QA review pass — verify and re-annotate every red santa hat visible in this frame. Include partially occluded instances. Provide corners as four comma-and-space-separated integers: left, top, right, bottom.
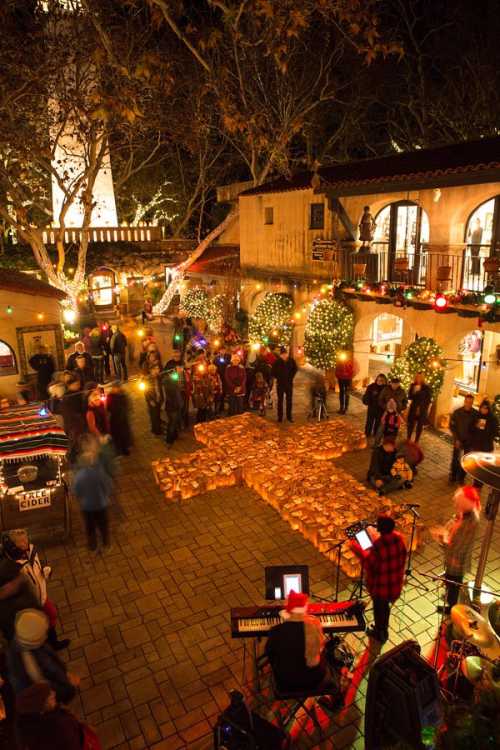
286, 590, 309, 614
454, 485, 481, 513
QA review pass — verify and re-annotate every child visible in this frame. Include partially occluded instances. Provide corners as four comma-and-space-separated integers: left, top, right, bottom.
250, 371, 269, 416
207, 364, 222, 416
1, 530, 69, 651
375, 398, 402, 445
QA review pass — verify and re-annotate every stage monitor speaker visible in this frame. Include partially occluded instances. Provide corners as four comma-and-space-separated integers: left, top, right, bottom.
264, 565, 309, 601
365, 640, 443, 750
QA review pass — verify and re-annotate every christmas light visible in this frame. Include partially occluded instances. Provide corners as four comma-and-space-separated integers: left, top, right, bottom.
294, 312, 301, 320
37, 313, 44, 320
337, 351, 348, 362
433, 293, 448, 311
249, 293, 293, 346
63, 309, 77, 324
181, 287, 209, 320
137, 329, 145, 338
389, 337, 444, 399
251, 342, 261, 351
256, 282, 262, 291
138, 380, 147, 391
170, 371, 179, 381
484, 292, 496, 305
304, 299, 353, 369
38, 406, 49, 417
198, 364, 205, 373
6, 305, 12, 314
174, 333, 182, 342
214, 338, 220, 347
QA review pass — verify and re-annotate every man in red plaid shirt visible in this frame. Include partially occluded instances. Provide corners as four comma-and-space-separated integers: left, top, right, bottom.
352, 515, 407, 643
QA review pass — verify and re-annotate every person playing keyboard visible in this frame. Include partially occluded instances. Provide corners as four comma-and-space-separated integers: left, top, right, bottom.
265, 591, 340, 699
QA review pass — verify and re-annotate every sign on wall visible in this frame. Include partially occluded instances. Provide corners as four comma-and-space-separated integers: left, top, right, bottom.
18, 493, 51, 512
312, 238, 337, 261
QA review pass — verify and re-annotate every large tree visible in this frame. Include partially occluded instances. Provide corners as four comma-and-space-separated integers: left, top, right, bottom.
0, 0, 172, 302
148, 0, 401, 312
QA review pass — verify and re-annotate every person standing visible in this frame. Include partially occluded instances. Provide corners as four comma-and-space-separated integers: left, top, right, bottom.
449, 394, 478, 484
207, 363, 223, 417
351, 515, 407, 643
362, 373, 387, 437
272, 347, 298, 423
376, 398, 402, 445
66, 342, 93, 375
163, 369, 184, 446
215, 346, 231, 414
28, 345, 55, 401
86, 390, 109, 439
433, 486, 481, 612
110, 325, 128, 381
225, 354, 247, 416
73, 434, 112, 552
407, 372, 432, 443
335, 353, 357, 415
144, 364, 163, 436
379, 377, 408, 414
61, 377, 86, 462
106, 382, 132, 455
468, 398, 498, 453
88, 327, 105, 383
1, 530, 69, 651
192, 364, 212, 423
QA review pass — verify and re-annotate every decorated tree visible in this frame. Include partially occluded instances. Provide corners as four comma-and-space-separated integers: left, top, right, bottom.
249, 293, 294, 346
206, 294, 225, 334
389, 336, 444, 398
304, 299, 353, 369
180, 287, 209, 320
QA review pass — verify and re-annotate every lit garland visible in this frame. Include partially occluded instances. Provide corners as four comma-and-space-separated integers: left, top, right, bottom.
304, 298, 353, 369
181, 287, 209, 319
248, 292, 293, 346
389, 336, 444, 399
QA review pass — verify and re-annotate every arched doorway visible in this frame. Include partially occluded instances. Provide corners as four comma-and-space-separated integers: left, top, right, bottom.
0, 340, 17, 377
463, 196, 500, 291
368, 313, 403, 377
372, 201, 429, 284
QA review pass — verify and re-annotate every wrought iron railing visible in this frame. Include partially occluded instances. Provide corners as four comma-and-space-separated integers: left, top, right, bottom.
339, 244, 499, 292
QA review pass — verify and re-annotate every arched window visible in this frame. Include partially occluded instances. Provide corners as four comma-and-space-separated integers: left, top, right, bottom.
372, 201, 429, 284
463, 196, 500, 291
0, 340, 17, 376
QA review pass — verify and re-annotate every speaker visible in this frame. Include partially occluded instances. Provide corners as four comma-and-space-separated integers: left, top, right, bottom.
365, 640, 442, 750
213, 691, 287, 750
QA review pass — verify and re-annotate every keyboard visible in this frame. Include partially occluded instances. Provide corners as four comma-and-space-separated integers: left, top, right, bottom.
230, 600, 365, 638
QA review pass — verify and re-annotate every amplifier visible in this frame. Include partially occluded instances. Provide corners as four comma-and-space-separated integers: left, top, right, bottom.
365, 640, 443, 750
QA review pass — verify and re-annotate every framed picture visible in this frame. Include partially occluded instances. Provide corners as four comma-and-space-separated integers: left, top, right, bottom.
16, 324, 65, 377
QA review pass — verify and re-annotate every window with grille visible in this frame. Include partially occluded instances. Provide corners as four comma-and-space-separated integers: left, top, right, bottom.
310, 203, 325, 229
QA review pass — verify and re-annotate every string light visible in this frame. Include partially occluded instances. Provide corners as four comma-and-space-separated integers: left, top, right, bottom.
389, 337, 444, 399
304, 299, 353, 369
6, 305, 12, 315
198, 364, 206, 373
138, 380, 147, 391
251, 342, 261, 351
214, 338, 220, 347
37, 313, 44, 321
248, 293, 293, 346
137, 329, 145, 338
484, 292, 496, 305
337, 351, 348, 362
63, 309, 77, 324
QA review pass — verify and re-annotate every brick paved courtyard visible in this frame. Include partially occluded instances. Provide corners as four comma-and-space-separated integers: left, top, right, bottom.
41, 365, 500, 750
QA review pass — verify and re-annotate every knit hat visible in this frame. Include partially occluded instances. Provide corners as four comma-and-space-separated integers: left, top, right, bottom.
454, 486, 481, 513
286, 590, 309, 614
16, 682, 52, 715
15, 609, 49, 649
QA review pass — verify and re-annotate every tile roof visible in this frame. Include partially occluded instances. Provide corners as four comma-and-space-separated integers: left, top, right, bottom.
240, 136, 500, 197
0, 268, 66, 299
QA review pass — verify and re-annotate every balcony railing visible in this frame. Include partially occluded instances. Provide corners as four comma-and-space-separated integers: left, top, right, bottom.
41, 225, 163, 245
339, 244, 499, 292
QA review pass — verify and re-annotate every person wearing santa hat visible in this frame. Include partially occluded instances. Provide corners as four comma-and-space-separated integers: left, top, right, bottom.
264, 590, 340, 697
436, 486, 481, 613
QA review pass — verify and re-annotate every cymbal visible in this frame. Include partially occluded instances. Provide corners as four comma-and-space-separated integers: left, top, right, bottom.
452, 604, 500, 659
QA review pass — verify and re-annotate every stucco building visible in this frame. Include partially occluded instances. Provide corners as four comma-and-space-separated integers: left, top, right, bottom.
217, 137, 500, 424
0, 270, 65, 399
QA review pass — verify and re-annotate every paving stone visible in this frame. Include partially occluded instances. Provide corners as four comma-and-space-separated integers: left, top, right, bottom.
81, 683, 115, 714
122, 626, 152, 649
95, 717, 126, 749
84, 638, 114, 665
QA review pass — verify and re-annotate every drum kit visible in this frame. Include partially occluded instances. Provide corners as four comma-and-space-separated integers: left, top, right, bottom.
441, 601, 500, 706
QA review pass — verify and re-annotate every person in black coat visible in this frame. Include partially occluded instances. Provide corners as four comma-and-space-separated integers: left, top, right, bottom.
362, 373, 387, 437
110, 325, 128, 381
215, 346, 231, 414
469, 399, 498, 453
407, 372, 432, 442
60, 376, 87, 462
66, 342, 93, 374
28, 346, 55, 400
106, 382, 132, 455
271, 347, 298, 423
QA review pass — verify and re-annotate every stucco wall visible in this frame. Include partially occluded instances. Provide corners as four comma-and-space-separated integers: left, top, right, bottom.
0, 290, 62, 399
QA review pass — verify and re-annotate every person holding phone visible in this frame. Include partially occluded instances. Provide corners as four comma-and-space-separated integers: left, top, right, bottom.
351, 516, 407, 644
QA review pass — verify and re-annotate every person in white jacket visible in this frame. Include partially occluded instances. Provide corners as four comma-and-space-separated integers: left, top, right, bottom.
1, 530, 69, 651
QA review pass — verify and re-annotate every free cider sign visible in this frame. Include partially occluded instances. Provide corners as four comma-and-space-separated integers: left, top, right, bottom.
18, 493, 51, 512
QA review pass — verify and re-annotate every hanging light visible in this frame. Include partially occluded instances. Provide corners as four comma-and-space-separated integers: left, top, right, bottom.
63, 309, 77, 325
433, 293, 448, 311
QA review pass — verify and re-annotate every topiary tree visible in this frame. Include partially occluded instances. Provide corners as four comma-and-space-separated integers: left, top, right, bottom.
180, 287, 209, 319
304, 298, 353, 369
389, 336, 444, 399
248, 292, 294, 346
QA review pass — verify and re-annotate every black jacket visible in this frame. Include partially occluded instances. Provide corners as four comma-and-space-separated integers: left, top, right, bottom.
469, 413, 498, 452
110, 331, 127, 355
28, 354, 55, 387
362, 382, 384, 411
368, 446, 397, 480
271, 357, 298, 388
265, 620, 326, 691
407, 383, 432, 416
378, 384, 407, 412
450, 406, 478, 445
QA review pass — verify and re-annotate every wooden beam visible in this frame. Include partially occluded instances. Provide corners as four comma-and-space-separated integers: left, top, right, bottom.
326, 195, 356, 241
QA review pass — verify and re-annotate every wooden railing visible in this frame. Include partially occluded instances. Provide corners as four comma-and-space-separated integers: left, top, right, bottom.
41, 225, 163, 245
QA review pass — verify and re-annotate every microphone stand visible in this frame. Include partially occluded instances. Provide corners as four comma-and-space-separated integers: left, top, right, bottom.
313, 540, 345, 602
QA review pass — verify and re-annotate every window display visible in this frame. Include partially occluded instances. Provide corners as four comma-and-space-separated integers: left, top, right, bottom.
454, 330, 483, 392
